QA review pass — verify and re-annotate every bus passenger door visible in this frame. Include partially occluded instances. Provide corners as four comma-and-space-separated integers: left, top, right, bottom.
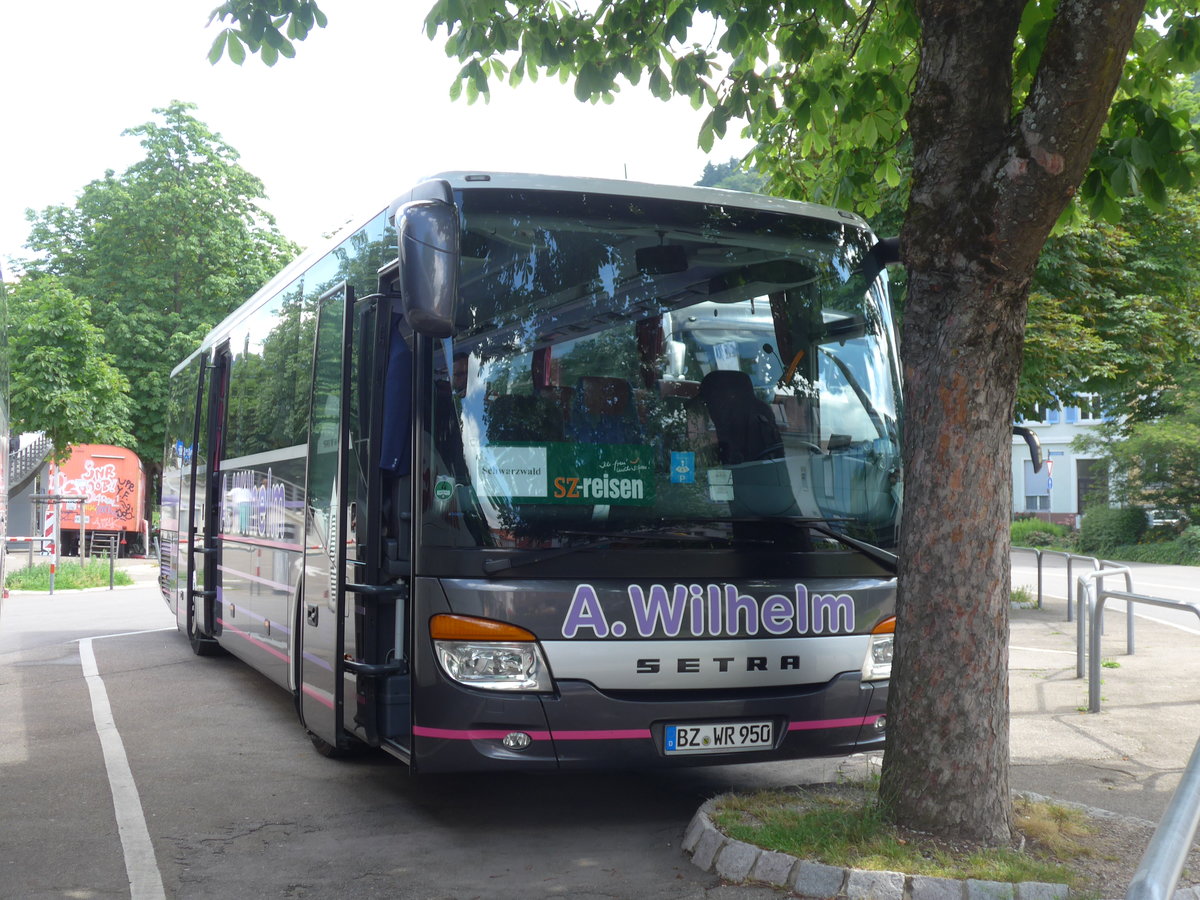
186, 345, 230, 654
297, 283, 354, 749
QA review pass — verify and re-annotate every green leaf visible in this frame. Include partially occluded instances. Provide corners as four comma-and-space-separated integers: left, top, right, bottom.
649, 67, 670, 100
1142, 168, 1168, 211
1129, 136, 1155, 170
227, 33, 247, 65
861, 114, 878, 148
1110, 160, 1133, 197
208, 30, 229, 65
249, 9, 269, 41
882, 158, 901, 188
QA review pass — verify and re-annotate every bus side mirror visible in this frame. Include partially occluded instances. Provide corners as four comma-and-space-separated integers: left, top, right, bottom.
862, 237, 901, 284
1013, 426, 1043, 474
397, 200, 460, 338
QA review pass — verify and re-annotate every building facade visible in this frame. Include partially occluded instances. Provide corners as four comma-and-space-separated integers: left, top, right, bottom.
1011, 397, 1109, 528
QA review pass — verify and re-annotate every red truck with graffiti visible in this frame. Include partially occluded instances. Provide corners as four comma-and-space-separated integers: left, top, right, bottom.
48, 444, 147, 557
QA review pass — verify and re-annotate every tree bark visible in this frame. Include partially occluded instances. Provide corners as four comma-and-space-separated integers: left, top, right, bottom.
879, 0, 1146, 843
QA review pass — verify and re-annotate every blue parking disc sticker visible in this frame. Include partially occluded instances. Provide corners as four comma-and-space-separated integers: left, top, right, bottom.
670, 451, 695, 484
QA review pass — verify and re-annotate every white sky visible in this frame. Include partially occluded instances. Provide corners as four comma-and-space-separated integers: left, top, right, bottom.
0, 0, 751, 275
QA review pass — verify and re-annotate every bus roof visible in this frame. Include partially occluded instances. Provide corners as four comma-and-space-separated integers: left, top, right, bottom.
173, 171, 872, 375
428, 171, 869, 229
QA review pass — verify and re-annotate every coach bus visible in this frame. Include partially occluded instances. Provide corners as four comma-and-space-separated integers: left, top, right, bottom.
159, 172, 903, 772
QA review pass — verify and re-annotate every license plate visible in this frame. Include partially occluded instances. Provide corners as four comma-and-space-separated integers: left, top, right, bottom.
664, 721, 773, 755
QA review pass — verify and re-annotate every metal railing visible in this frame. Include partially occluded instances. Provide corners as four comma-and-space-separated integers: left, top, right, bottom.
1014, 552, 1200, 900
1125, 734, 1200, 900
1076, 570, 1200, 712
8, 434, 53, 492
1074, 566, 1135, 680
1012, 546, 1124, 620
5, 535, 52, 571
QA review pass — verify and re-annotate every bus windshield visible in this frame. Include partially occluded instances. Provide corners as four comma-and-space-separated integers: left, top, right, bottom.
421, 187, 901, 558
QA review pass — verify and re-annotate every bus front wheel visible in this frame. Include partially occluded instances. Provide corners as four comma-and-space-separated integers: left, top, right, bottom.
187, 601, 222, 657
307, 731, 360, 759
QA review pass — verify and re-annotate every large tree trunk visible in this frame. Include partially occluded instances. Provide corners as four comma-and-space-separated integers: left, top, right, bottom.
879, 0, 1146, 842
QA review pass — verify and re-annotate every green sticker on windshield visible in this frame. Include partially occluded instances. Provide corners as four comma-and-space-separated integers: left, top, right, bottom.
476, 442, 655, 506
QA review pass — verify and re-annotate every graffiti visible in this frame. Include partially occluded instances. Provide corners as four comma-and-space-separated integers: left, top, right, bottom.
49, 460, 137, 525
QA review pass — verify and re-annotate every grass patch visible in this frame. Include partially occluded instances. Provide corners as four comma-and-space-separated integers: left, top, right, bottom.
1012, 518, 1072, 548
1014, 799, 1093, 858
1011, 585, 1037, 608
5, 559, 134, 591
710, 784, 1083, 889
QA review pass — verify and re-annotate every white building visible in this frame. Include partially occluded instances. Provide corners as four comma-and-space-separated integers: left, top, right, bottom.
1011, 396, 1109, 528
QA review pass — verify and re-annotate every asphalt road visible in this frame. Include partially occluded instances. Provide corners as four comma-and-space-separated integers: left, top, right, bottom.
11, 552, 1189, 899
0, 574, 845, 900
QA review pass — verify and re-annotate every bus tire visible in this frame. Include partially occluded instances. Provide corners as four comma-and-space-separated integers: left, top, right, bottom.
189, 627, 222, 657
307, 731, 359, 759
187, 603, 223, 657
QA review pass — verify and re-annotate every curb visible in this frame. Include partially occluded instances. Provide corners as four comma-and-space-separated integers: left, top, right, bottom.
6, 579, 154, 596
683, 796, 1070, 900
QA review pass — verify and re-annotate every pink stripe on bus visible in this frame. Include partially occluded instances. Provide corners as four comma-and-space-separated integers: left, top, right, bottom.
410, 729, 657, 744
549, 729, 652, 741
413, 726, 552, 741
301, 684, 335, 709
413, 718, 877, 742
788, 715, 880, 731
216, 618, 290, 663
412, 726, 652, 742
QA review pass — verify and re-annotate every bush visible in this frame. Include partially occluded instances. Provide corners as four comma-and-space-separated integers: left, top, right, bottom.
1011, 518, 1069, 547
1100, 540, 1200, 566
1077, 506, 1148, 554
1178, 526, 1200, 555
4, 559, 134, 591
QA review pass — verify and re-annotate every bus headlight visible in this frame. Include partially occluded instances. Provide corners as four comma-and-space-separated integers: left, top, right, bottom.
862, 616, 895, 682
430, 614, 553, 692
434, 640, 552, 691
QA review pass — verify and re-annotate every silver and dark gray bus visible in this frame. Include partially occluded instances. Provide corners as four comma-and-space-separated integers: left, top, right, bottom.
158, 172, 902, 772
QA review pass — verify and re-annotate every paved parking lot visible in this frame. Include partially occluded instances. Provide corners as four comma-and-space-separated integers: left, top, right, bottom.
0, 571, 846, 899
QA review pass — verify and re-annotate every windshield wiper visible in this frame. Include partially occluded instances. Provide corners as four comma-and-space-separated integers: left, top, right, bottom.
782, 517, 898, 573
482, 538, 611, 575
481, 520, 896, 576
683, 515, 898, 573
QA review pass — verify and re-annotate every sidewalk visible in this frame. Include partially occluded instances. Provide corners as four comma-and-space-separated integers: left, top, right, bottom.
1009, 598, 1200, 824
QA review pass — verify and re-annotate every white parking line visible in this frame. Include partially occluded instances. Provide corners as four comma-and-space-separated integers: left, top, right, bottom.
1132, 611, 1200, 636
1010, 645, 1076, 656
79, 633, 168, 900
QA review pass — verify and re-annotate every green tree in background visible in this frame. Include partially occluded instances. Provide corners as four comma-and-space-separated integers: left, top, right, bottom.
7, 276, 132, 458
1075, 371, 1200, 522
206, 0, 1200, 843
20, 102, 299, 466
695, 157, 766, 193
1020, 192, 1200, 424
